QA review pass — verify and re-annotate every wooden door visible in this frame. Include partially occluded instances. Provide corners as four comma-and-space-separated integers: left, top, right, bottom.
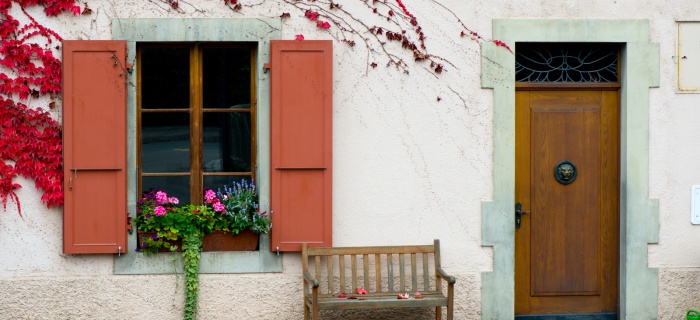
515, 90, 619, 316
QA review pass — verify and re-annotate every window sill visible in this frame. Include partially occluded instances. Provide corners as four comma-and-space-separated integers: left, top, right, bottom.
114, 233, 282, 274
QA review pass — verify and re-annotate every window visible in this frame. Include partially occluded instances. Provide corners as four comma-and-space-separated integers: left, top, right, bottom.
110, 18, 284, 274
64, 18, 334, 273
138, 43, 257, 204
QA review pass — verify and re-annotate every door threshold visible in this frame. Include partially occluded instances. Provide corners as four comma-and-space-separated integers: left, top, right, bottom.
514, 313, 616, 320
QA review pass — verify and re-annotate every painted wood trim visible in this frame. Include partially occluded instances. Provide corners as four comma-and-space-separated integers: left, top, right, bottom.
62, 40, 128, 254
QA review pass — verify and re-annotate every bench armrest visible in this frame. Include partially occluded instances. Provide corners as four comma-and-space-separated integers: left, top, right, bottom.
436, 266, 456, 284
303, 271, 320, 288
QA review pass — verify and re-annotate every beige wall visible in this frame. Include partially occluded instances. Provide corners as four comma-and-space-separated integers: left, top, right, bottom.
1, 0, 700, 318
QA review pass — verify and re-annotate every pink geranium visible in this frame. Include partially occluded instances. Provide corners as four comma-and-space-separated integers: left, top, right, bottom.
154, 206, 166, 216
213, 202, 225, 212
169, 197, 179, 204
204, 189, 216, 203
155, 191, 168, 205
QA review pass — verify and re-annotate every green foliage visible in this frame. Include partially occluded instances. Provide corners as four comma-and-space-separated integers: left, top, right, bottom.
135, 191, 215, 242
209, 180, 271, 235
182, 234, 202, 320
138, 233, 166, 255
136, 181, 269, 320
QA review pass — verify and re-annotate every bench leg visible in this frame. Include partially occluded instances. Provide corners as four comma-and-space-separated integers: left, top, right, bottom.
312, 304, 319, 320
303, 301, 310, 320
436, 306, 442, 320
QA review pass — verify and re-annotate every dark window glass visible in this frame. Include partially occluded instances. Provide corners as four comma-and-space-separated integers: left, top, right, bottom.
202, 112, 251, 172
515, 43, 619, 82
141, 47, 190, 109
141, 112, 190, 173
202, 47, 251, 109
142, 176, 190, 204
203, 176, 248, 193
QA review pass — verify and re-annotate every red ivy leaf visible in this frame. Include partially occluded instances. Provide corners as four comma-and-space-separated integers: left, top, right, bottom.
295, 34, 305, 41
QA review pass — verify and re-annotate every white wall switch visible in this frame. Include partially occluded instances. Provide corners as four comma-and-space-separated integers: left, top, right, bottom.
692, 185, 700, 225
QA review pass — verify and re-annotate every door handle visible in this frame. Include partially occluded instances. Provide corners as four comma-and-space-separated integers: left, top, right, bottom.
515, 202, 531, 229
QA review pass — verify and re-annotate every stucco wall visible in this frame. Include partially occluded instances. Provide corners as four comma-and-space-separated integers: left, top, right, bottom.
1, 0, 700, 319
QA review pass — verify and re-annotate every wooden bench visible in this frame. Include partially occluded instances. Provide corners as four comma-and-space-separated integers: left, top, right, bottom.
301, 239, 456, 320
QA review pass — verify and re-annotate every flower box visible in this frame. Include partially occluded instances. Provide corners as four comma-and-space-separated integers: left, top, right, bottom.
201, 229, 259, 251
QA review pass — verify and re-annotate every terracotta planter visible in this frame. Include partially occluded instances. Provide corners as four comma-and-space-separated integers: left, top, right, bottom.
201, 229, 259, 251
137, 231, 182, 252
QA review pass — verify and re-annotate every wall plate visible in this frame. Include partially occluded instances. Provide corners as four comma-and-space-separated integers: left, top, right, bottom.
692, 185, 700, 225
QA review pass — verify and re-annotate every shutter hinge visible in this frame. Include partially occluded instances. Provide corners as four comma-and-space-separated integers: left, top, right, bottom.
263, 63, 271, 73
126, 63, 133, 74
118, 246, 122, 257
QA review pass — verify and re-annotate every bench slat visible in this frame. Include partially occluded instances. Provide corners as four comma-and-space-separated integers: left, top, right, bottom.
339, 255, 345, 293
307, 245, 434, 256
387, 254, 394, 292
423, 252, 430, 291
375, 253, 381, 292
411, 253, 417, 292
315, 256, 321, 290
363, 254, 370, 291
399, 253, 405, 292
351, 255, 357, 293
311, 292, 448, 310
327, 255, 333, 293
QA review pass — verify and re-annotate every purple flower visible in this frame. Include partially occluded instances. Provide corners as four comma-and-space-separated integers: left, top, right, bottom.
145, 214, 152, 219
154, 206, 166, 216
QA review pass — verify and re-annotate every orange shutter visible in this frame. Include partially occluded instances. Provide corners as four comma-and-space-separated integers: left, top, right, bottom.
62, 40, 127, 254
270, 40, 333, 252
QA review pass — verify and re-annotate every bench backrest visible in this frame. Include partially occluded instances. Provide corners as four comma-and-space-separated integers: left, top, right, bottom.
302, 239, 444, 296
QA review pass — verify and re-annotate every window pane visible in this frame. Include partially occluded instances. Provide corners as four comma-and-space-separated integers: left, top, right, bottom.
142, 176, 190, 204
202, 112, 251, 172
141, 113, 190, 173
202, 47, 251, 109
141, 47, 190, 109
203, 176, 249, 193
515, 43, 618, 82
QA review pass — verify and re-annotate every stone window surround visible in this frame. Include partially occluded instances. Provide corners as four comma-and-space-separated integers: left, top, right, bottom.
112, 18, 283, 274
480, 19, 660, 319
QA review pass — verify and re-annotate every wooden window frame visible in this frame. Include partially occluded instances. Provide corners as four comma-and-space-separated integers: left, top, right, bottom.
137, 42, 257, 205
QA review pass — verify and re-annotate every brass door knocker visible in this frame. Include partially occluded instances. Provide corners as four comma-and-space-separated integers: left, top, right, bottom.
554, 160, 577, 185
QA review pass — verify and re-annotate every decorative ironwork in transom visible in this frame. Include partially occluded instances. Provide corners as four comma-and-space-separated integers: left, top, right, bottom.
515, 43, 619, 82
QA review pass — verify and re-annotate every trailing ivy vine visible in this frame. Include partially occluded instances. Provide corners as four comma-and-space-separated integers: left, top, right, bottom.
182, 233, 202, 320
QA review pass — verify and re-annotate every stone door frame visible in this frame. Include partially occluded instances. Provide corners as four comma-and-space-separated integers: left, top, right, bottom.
480, 19, 659, 319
